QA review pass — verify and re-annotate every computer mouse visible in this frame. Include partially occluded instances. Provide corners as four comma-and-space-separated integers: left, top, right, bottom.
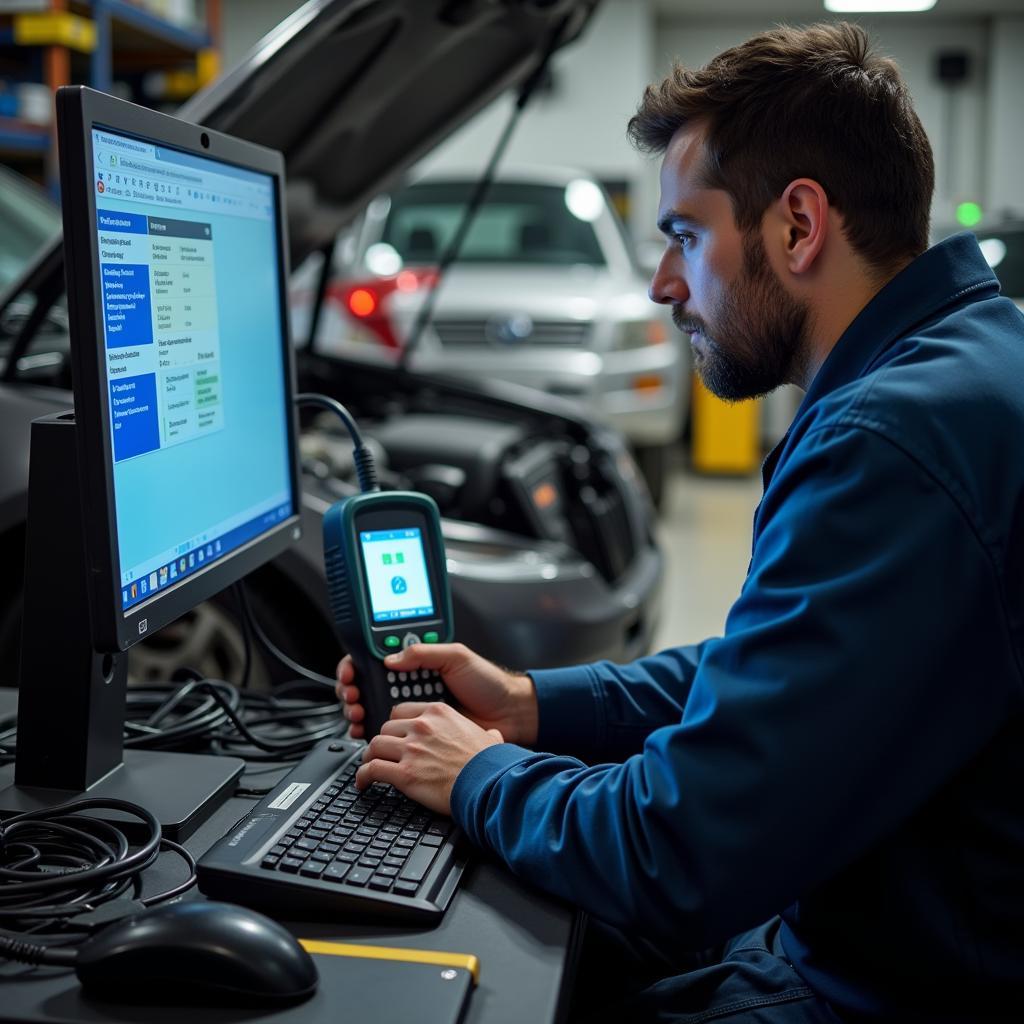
74, 900, 318, 1006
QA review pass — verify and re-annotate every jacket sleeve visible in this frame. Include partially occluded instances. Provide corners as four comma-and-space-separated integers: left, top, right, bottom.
451, 423, 1021, 950
529, 642, 712, 763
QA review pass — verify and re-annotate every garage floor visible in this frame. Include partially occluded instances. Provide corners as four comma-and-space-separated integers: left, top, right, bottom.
651, 457, 764, 653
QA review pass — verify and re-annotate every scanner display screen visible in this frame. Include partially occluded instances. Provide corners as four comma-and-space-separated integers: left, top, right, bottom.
360, 528, 435, 622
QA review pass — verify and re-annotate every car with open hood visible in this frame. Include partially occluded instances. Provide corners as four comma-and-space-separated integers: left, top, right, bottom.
302, 165, 687, 501
0, 0, 664, 688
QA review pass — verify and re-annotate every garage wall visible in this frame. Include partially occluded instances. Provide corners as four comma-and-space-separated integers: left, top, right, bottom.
987, 17, 1024, 219
218, 3, 1022, 232
652, 16, 992, 236
221, 0, 303, 70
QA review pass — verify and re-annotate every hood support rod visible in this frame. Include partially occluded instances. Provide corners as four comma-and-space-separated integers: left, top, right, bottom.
398, 17, 571, 371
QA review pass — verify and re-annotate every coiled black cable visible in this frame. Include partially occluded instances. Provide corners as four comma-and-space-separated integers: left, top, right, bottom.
0, 797, 196, 965
124, 676, 340, 761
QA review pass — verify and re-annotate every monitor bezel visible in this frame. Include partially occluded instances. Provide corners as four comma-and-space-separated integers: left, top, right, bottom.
57, 86, 303, 654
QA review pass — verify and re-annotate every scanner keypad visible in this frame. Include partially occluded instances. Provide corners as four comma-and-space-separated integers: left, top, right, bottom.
386, 668, 446, 702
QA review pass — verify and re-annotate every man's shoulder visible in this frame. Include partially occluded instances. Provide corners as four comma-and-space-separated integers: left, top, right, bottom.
805, 291, 1024, 444
779, 293, 1024, 536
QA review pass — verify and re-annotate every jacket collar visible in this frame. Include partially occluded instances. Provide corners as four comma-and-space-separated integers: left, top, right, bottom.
798, 231, 1000, 416
760, 233, 1000, 491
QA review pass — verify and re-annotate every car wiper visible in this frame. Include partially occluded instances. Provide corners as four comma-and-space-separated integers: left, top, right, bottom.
398, 16, 571, 371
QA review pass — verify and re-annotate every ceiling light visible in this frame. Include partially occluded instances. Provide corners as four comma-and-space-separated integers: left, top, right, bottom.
824, 0, 937, 11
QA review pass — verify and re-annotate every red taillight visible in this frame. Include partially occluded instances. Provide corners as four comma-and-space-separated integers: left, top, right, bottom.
348, 288, 378, 317
327, 268, 438, 350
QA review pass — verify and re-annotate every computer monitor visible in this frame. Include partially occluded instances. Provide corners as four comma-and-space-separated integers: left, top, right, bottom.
0, 87, 302, 837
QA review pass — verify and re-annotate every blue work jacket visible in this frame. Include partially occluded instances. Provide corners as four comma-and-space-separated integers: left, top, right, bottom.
451, 232, 1024, 1020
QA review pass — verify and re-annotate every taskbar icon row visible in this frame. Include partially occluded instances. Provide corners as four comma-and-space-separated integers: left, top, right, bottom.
122, 538, 223, 609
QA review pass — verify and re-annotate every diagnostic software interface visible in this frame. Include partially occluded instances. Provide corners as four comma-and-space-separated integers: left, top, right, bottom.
92, 127, 294, 612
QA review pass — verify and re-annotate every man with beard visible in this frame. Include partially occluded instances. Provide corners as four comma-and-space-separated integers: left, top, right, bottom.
337, 21, 1024, 1023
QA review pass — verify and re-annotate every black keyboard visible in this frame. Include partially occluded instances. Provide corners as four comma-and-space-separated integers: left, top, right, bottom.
197, 738, 468, 923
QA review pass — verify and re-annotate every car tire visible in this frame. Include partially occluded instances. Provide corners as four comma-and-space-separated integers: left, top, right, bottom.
633, 443, 670, 510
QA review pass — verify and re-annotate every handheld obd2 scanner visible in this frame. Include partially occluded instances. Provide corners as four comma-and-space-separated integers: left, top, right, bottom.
323, 491, 455, 738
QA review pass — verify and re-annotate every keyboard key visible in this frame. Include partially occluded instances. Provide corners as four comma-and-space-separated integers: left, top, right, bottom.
295, 838, 319, 852
279, 857, 304, 873
392, 879, 420, 897
383, 856, 405, 868
261, 854, 280, 868
300, 862, 326, 878
322, 862, 351, 883
399, 844, 439, 884
377, 866, 399, 878
345, 867, 372, 887
368, 875, 393, 891
309, 851, 332, 863
420, 834, 444, 847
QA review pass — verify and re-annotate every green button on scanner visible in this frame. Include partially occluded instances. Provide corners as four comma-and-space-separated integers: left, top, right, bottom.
384, 635, 401, 649
423, 631, 439, 643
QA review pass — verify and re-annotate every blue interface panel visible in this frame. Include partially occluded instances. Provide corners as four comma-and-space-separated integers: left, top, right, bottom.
359, 528, 435, 622
92, 127, 294, 611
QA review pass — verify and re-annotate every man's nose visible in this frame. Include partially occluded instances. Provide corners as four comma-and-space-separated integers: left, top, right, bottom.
649, 250, 689, 306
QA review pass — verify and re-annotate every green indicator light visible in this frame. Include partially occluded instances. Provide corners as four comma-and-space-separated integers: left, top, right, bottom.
384, 634, 401, 648
956, 201, 983, 228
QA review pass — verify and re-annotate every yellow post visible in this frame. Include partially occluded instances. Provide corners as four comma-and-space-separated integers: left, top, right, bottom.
691, 377, 760, 474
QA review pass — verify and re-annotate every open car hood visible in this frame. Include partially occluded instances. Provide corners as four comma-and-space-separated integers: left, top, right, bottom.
180, 0, 599, 266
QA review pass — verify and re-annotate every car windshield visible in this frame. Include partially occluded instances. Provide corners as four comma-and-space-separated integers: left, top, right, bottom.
380, 181, 606, 267
0, 168, 62, 294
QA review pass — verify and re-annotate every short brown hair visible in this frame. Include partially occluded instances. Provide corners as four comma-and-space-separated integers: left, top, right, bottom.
628, 22, 934, 273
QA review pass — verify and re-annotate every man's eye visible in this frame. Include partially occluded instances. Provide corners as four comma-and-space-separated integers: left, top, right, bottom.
676, 233, 695, 251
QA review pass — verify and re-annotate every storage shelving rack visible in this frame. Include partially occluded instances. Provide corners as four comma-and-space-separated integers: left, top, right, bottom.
0, 0, 221, 193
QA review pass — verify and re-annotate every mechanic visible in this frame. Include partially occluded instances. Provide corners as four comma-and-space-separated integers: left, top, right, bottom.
338, 22, 1024, 1023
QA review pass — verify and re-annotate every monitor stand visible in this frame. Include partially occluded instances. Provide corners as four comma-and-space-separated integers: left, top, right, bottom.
0, 413, 242, 840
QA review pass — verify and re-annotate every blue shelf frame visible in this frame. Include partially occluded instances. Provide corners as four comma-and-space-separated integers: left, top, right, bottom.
84, 0, 212, 92
0, 119, 49, 153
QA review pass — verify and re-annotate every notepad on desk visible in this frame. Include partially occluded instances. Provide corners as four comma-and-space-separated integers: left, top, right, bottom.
299, 939, 478, 1024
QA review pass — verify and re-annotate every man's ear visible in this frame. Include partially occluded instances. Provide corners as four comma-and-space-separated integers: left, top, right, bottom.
775, 178, 829, 275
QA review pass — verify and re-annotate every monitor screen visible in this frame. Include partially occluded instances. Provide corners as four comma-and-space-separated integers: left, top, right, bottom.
359, 527, 435, 622
90, 126, 295, 614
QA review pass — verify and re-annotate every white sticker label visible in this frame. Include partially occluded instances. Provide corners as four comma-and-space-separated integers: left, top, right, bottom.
268, 782, 311, 810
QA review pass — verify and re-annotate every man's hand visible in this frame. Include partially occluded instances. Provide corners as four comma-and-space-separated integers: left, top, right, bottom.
336, 642, 539, 746
355, 702, 503, 815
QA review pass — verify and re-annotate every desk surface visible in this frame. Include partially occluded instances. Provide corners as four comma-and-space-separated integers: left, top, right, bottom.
0, 691, 581, 1024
